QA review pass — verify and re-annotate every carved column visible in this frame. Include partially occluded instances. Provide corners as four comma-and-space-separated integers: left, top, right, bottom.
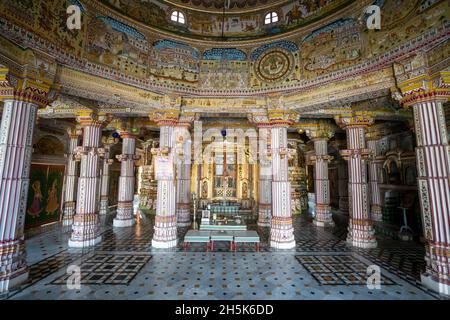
338, 159, 349, 213
269, 111, 297, 249
366, 131, 383, 222
113, 128, 139, 227
68, 112, 110, 248
335, 112, 377, 249
306, 124, 335, 227
0, 66, 53, 293
62, 127, 81, 226
151, 110, 179, 248
257, 125, 272, 227
99, 136, 117, 215
396, 69, 450, 295
174, 116, 193, 227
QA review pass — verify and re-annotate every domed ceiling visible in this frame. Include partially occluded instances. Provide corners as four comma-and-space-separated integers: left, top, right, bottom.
167, 0, 282, 11
98, 0, 354, 41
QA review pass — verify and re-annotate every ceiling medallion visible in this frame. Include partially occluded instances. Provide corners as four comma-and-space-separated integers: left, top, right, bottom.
254, 48, 294, 83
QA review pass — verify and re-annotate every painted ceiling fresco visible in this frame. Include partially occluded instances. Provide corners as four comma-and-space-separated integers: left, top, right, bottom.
168, 0, 280, 11
98, 0, 354, 40
0, 0, 447, 95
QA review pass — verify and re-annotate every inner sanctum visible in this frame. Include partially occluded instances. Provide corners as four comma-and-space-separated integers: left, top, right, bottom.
0, 0, 449, 300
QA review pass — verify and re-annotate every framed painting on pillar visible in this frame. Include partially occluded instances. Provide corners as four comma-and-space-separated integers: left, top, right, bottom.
25, 164, 65, 229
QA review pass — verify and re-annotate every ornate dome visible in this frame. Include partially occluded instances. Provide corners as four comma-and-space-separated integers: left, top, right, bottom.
97, 0, 354, 41
167, 0, 283, 12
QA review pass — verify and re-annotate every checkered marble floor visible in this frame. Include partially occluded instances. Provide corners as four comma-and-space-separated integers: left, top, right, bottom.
6, 212, 443, 300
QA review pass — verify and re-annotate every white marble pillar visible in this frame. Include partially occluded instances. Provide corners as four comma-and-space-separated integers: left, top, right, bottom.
394, 67, 450, 294
366, 135, 383, 222
99, 145, 114, 215
257, 126, 272, 227
68, 112, 109, 248
311, 138, 334, 227
113, 132, 139, 227
62, 127, 81, 226
336, 113, 377, 249
0, 93, 39, 293
152, 124, 178, 248
412, 100, 449, 295
175, 122, 192, 227
270, 124, 295, 249
338, 160, 349, 213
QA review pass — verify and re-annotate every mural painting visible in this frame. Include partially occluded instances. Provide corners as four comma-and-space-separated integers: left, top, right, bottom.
0, 0, 86, 57
26, 164, 65, 229
85, 15, 149, 77
99, 0, 353, 40
149, 39, 200, 86
301, 18, 362, 77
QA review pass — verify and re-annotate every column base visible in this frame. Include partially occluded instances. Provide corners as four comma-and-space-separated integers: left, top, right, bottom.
152, 238, 177, 249
0, 270, 29, 294
62, 202, 76, 226
313, 219, 335, 227
346, 238, 377, 248
176, 206, 191, 227
113, 218, 136, 228
99, 199, 109, 215
68, 235, 102, 248
270, 240, 296, 249
257, 220, 271, 227
62, 218, 74, 227
257, 205, 271, 227
370, 204, 383, 222
346, 218, 377, 248
421, 273, 450, 296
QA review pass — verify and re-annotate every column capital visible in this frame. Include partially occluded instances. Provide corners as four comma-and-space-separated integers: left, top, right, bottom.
335, 112, 375, 129
175, 113, 196, 128
116, 154, 140, 162
101, 135, 119, 148
304, 121, 336, 141
268, 110, 299, 127
392, 57, 450, 107
0, 64, 60, 108
66, 126, 82, 139
75, 110, 112, 127
149, 109, 180, 126
365, 129, 383, 142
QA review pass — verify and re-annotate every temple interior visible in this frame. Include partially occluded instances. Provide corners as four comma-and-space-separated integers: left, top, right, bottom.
0, 0, 449, 300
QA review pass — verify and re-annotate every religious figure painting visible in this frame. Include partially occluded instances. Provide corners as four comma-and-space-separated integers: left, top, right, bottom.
25, 164, 65, 229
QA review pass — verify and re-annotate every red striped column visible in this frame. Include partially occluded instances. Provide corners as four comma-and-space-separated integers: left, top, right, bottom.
306, 124, 335, 227
113, 130, 139, 227
174, 118, 193, 228
68, 112, 110, 248
336, 113, 377, 248
269, 111, 297, 249
399, 87, 450, 295
152, 112, 179, 249
366, 132, 383, 222
62, 127, 81, 226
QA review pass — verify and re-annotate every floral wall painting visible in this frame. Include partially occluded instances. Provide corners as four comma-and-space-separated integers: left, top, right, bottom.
25, 164, 65, 229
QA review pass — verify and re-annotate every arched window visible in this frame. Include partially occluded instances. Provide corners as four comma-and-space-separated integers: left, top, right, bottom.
170, 11, 185, 24
264, 12, 279, 25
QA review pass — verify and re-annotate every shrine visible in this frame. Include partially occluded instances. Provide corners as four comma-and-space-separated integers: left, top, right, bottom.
0, 0, 448, 301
